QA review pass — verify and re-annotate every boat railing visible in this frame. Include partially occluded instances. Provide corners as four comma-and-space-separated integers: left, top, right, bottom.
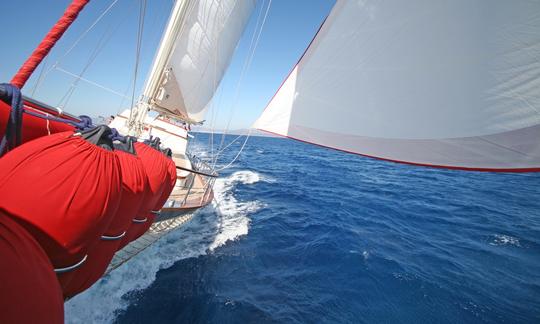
174, 153, 217, 208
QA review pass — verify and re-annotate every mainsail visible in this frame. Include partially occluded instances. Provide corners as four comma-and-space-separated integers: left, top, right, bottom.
142, 0, 255, 123
254, 0, 540, 172
109, 0, 254, 276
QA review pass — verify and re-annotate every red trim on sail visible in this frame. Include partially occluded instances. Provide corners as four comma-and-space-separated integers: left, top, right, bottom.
11, 0, 90, 88
256, 128, 540, 173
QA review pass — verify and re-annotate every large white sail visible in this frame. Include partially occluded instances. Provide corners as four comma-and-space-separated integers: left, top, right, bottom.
145, 0, 255, 123
254, 0, 540, 172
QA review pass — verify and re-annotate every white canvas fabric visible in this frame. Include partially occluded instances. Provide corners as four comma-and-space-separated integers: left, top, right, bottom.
152, 0, 255, 122
254, 0, 540, 171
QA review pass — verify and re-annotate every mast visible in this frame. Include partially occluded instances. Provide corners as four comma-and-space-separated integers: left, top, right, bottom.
127, 0, 256, 136
128, 0, 192, 136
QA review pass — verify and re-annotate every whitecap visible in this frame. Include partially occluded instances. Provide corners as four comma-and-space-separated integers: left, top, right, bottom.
490, 234, 521, 247
362, 251, 370, 260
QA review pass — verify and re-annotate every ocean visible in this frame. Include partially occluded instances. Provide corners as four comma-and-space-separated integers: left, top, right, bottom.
66, 133, 540, 323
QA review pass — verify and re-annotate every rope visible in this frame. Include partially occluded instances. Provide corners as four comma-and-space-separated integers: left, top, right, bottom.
11, 0, 90, 89
215, 128, 253, 172
23, 108, 127, 144
214, 132, 245, 156
23, 109, 93, 130
0, 84, 24, 156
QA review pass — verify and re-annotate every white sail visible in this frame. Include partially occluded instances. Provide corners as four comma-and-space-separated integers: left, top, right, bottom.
144, 0, 255, 123
254, 0, 540, 172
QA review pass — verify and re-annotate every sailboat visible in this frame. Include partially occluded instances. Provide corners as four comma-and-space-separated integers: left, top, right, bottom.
1, 0, 540, 322
106, 0, 255, 273
0, 0, 255, 322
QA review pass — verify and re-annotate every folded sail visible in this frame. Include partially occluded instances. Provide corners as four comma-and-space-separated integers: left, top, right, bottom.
254, 0, 540, 172
148, 0, 255, 123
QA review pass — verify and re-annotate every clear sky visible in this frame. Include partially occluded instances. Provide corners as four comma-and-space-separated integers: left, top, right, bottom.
0, 0, 334, 130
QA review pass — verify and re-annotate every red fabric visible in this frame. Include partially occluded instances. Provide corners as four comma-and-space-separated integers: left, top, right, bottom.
107, 150, 149, 236
164, 158, 177, 203
127, 157, 177, 243
0, 131, 122, 268
59, 149, 149, 297
58, 239, 119, 298
0, 210, 64, 324
11, 0, 90, 88
0, 101, 74, 144
119, 143, 169, 248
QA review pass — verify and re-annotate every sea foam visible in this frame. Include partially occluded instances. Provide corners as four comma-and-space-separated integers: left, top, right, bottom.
65, 170, 265, 324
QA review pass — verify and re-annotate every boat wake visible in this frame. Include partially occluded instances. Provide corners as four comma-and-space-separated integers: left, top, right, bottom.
65, 170, 266, 324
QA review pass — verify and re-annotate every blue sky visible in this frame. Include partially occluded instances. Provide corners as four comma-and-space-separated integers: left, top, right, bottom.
0, 0, 334, 130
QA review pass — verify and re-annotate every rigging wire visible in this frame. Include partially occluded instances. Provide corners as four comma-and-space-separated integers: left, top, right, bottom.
129, 0, 147, 122
208, 0, 266, 165
214, 131, 246, 156
213, 0, 272, 170
56, 19, 120, 109
29, 54, 49, 97
54, 67, 130, 99
207, 0, 225, 165
214, 129, 252, 172
213, 0, 268, 166
33, 0, 121, 95
116, 73, 136, 114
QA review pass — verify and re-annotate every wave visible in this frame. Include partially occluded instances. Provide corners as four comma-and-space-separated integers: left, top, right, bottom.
65, 170, 266, 324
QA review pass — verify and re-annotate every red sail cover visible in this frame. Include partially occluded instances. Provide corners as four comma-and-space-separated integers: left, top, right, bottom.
0, 100, 74, 143
143, 153, 177, 227
0, 210, 64, 324
60, 239, 120, 298
0, 131, 122, 268
119, 142, 169, 247
60, 149, 149, 297
138, 157, 177, 236
108, 149, 149, 235
160, 157, 177, 209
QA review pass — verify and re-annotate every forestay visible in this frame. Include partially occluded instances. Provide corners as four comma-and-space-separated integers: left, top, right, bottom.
254, 0, 540, 172
146, 0, 255, 123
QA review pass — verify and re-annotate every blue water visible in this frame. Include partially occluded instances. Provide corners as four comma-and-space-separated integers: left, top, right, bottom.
67, 134, 540, 323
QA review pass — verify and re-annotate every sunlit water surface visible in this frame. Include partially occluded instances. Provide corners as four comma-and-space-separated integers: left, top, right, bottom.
66, 133, 540, 323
